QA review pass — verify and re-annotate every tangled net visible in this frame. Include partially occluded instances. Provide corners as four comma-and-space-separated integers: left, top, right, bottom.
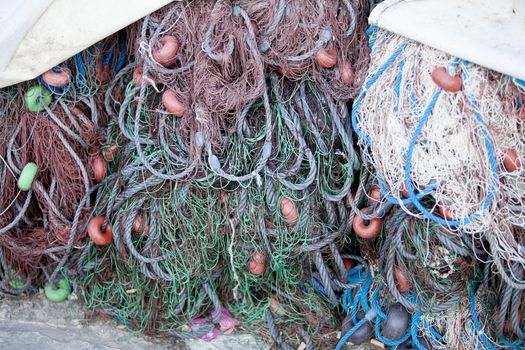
346, 26, 525, 349
14, 0, 367, 348
353, 27, 525, 280
2, 2, 525, 349
0, 34, 126, 294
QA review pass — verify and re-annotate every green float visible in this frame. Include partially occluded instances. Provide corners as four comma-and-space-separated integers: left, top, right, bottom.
24, 85, 52, 113
17, 162, 38, 191
8, 271, 26, 289
44, 278, 72, 302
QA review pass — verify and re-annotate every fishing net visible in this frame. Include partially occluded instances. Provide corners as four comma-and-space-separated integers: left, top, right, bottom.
344, 26, 525, 349
2, 1, 524, 349
353, 28, 525, 276
0, 33, 127, 295
71, 0, 370, 348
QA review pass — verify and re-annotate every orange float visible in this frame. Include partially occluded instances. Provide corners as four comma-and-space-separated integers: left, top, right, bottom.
339, 61, 354, 86
502, 148, 521, 172
69, 106, 87, 119
270, 295, 285, 316
518, 107, 525, 121
277, 65, 306, 79
400, 182, 409, 198
95, 60, 110, 82
246, 20, 258, 35
104, 145, 118, 161
91, 156, 107, 182
133, 215, 150, 235
133, 67, 148, 86
99, 312, 113, 319
162, 90, 186, 117
42, 67, 71, 87
438, 205, 454, 221
248, 251, 267, 275
280, 197, 298, 226
431, 67, 462, 92
368, 186, 382, 205
516, 96, 525, 121
152, 35, 179, 66
88, 216, 113, 246
394, 266, 411, 293
352, 208, 382, 239
315, 47, 337, 68
342, 257, 356, 271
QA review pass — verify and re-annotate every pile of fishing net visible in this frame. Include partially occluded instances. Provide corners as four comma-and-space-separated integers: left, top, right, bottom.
2, 1, 525, 349
0, 33, 127, 296
1, 1, 377, 348
77, 1, 371, 347
342, 26, 525, 349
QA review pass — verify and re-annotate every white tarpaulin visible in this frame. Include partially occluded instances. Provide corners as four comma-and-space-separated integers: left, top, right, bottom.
0, 0, 175, 88
369, 0, 525, 81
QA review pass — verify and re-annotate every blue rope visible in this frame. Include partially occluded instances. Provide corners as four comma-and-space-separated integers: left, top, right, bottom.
102, 40, 115, 67
350, 288, 361, 324
423, 320, 445, 343
371, 284, 387, 319
346, 264, 367, 285
101, 307, 130, 325
335, 318, 368, 350
351, 36, 435, 206
376, 172, 434, 206
343, 266, 371, 324
409, 67, 421, 115
342, 287, 353, 314
75, 53, 86, 83
311, 276, 328, 296
367, 25, 378, 48
341, 267, 368, 315
359, 276, 373, 313
115, 38, 127, 73
372, 285, 411, 347
375, 316, 411, 347
341, 273, 451, 349
468, 286, 524, 350
410, 311, 429, 350
512, 77, 525, 88
393, 59, 406, 113
500, 338, 523, 350
469, 287, 497, 350
351, 42, 407, 144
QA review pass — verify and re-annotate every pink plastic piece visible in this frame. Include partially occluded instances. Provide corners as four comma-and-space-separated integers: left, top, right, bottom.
211, 307, 241, 331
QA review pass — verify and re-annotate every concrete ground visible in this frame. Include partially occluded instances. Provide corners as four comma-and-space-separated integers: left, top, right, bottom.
0, 292, 379, 350
0, 292, 263, 350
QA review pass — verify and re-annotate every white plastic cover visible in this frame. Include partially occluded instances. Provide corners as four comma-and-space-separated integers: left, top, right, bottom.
369, 0, 525, 80
0, 0, 175, 88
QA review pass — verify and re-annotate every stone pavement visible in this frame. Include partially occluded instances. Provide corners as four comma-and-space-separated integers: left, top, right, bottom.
0, 293, 379, 350
0, 293, 263, 350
